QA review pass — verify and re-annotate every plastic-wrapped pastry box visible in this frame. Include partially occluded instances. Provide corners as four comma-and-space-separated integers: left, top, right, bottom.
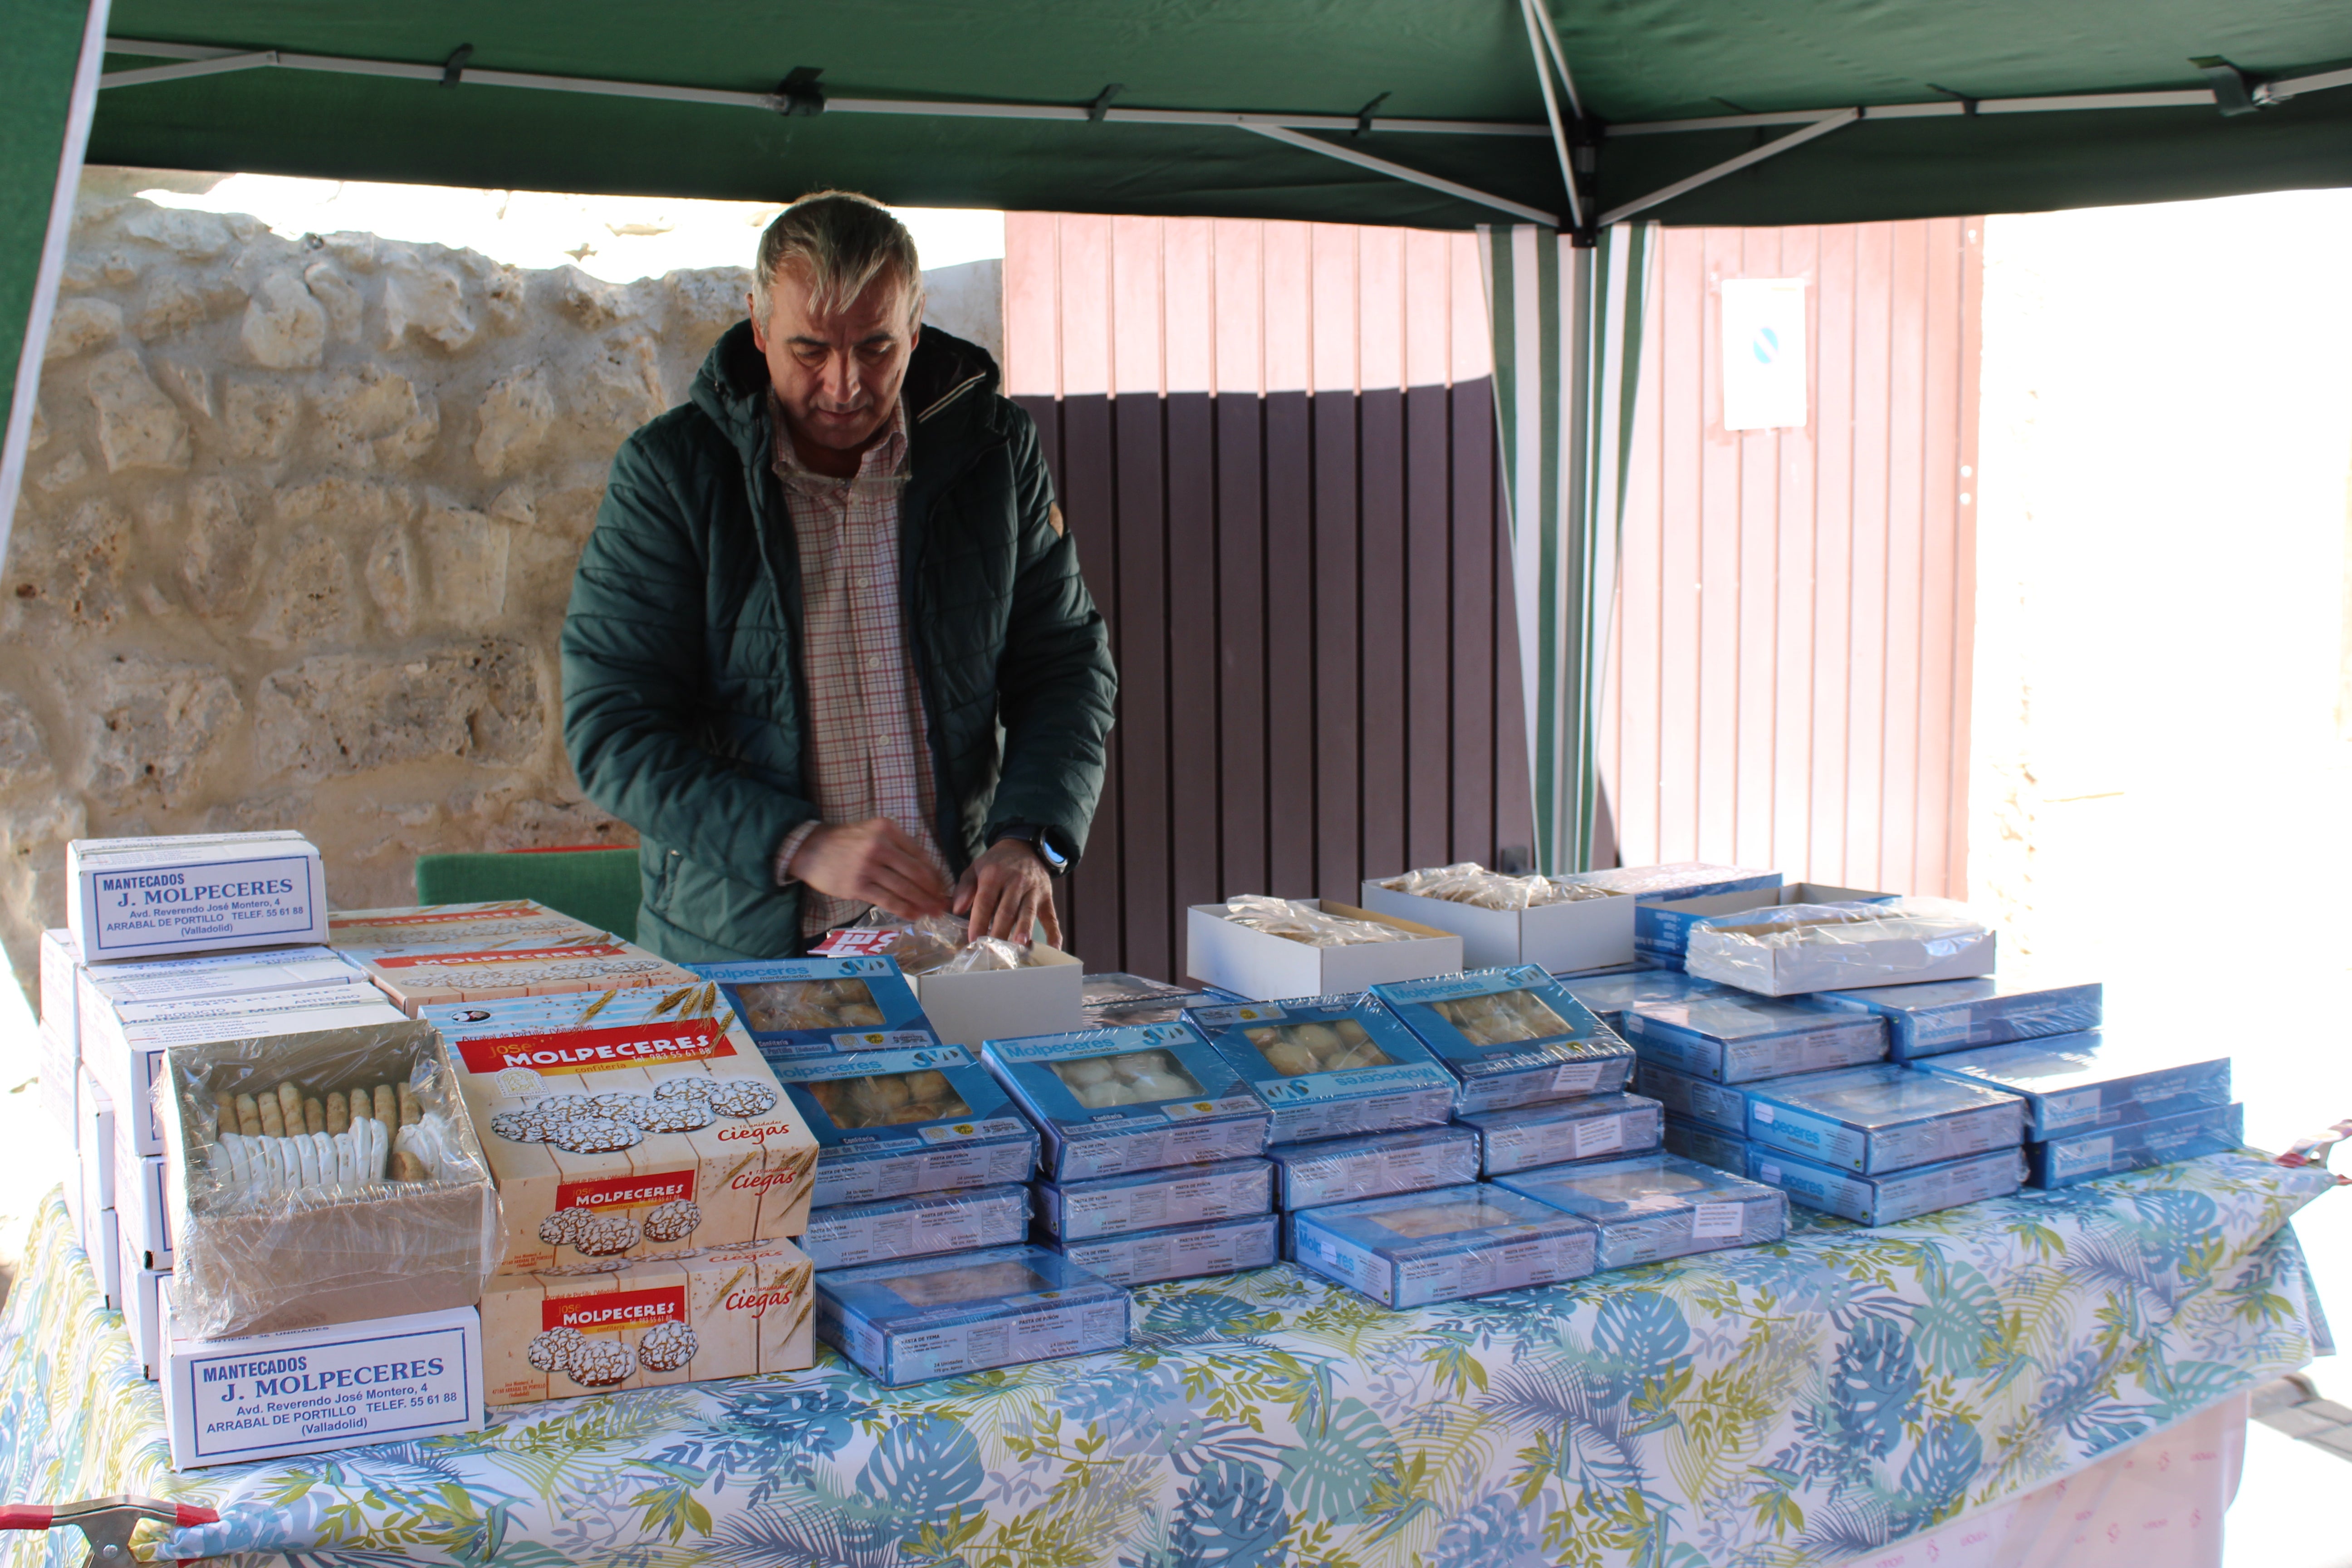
1496, 1151, 1787, 1268
354, 935, 701, 1016
1191, 993, 1455, 1141
2030, 1102, 2244, 1188
1661, 1114, 1752, 1175
1631, 1059, 1754, 1132
1456, 1093, 1665, 1176
1264, 1125, 1483, 1210
329, 899, 609, 952
1682, 897, 1996, 995
1371, 966, 1634, 1112
1625, 880, 1885, 971
816, 1244, 1130, 1386
1185, 898, 1465, 1001
1057, 1212, 1280, 1286
1748, 1144, 2027, 1225
1743, 1064, 2026, 1175
482, 1236, 814, 1405
767, 1043, 1039, 1207
799, 1186, 1032, 1269
687, 957, 941, 1057
1815, 976, 2104, 1060
1912, 1031, 2231, 1140
158, 1017, 500, 1339
1558, 968, 1732, 1031
1288, 1183, 1599, 1308
436, 987, 819, 1270
1621, 995, 1887, 1084
1357, 864, 1635, 973
981, 1023, 1271, 1181
1035, 1158, 1274, 1241
1561, 863, 1784, 902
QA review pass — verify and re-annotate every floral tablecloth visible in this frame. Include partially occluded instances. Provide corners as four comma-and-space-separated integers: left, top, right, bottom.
0, 1152, 2332, 1568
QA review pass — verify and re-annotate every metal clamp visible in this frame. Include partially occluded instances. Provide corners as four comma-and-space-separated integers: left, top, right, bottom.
441, 43, 473, 87
1352, 91, 1391, 137
2189, 56, 2262, 116
773, 65, 826, 116
0, 1496, 221, 1568
1087, 82, 1124, 122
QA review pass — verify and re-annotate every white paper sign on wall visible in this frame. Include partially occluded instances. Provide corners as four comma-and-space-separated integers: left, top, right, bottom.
1721, 278, 1808, 431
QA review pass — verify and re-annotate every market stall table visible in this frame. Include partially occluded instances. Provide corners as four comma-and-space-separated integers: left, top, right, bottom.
0, 1153, 2330, 1568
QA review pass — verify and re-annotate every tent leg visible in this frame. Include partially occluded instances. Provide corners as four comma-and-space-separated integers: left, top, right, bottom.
0, 0, 111, 577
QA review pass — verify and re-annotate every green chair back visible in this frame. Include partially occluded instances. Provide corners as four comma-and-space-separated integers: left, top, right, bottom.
412, 848, 642, 942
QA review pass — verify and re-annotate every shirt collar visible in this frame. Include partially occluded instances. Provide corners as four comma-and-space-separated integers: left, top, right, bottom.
768, 392, 910, 490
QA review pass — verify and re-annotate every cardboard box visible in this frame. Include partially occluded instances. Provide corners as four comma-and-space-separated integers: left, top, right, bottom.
1633, 881, 1886, 971
1621, 995, 1888, 1084
816, 1244, 1129, 1386
1661, 1115, 1751, 1175
908, 943, 1084, 1048
119, 1146, 173, 1270
800, 1186, 1032, 1269
38, 1019, 77, 1149
328, 900, 608, 951
1264, 1126, 1482, 1211
1056, 1213, 1279, 1287
67, 833, 328, 961
1558, 968, 1732, 1032
1357, 877, 1635, 973
1036, 1158, 1273, 1241
766, 1042, 1039, 1207
354, 937, 701, 1016
2030, 1102, 2244, 1188
76, 946, 363, 1009
482, 1238, 815, 1404
1455, 1093, 1666, 1177
689, 956, 941, 1057
160, 1019, 501, 1338
1565, 863, 1784, 903
1288, 1183, 1598, 1308
1631, 1059, 1752, 1132
1186, 901, 1464, 1002
78, 1068, 116, 1212
1815, 976, 2104, 1060
160, 1291, 484, 1468
1372, 967, 1635, 1112
1082, 974, 1242, 1029
1916, 1032, 2231, 1141
1684, 899, 1995, 996
87, 998, 409, 1157
1495, 1152, 1788, 1269
1748, 1144, 2026, 1225
37, 927, 77, 1048
982, 1023, 1271, 1181
1744, 1064, 2026, 1175
119, 1235, 165, 1380
436, 991, 818, 1269
1190, 994, 1455, 1142
87, 1206, 122, 1309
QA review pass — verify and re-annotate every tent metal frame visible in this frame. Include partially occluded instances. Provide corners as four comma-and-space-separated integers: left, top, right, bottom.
95, 33, 2352, 238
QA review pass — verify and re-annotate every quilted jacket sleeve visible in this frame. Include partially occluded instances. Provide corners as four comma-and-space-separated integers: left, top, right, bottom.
984, 409, 1118, 859
562, 425, 816, 891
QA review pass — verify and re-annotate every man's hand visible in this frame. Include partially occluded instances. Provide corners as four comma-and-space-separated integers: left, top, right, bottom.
953, 838, 1061, 947
789, 818, 949, 918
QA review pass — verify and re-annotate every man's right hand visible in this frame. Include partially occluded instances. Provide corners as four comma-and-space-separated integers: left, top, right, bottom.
788, 818, 951, 918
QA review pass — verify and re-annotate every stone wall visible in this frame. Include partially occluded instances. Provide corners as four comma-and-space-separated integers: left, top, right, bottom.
0, 193, 770, 994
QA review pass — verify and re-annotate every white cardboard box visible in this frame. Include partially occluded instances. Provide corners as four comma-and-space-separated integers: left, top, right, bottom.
118, 1224, 166, 1380
86, 1205, 122, 1310
67, 833, 328, 962
910, 943, 1085, 1047
37, 928, 77, 1050
77, 1068, 116, 1213
1358, 879, 1635, 972
1186, 901, 1464, 1001
118, 1145, 172, 1271
1635, 882, 1891, 971
160, 1290, 484, 1469
36, 1018, 77, 1149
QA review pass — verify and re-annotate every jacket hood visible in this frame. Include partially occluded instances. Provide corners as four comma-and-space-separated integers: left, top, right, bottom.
688, 318, 1004, 463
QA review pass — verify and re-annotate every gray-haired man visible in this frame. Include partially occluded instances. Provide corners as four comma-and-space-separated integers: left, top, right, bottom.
562, 191, 1117, 960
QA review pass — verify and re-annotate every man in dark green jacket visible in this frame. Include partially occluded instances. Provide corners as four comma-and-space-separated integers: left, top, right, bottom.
560, 193, 1116, 961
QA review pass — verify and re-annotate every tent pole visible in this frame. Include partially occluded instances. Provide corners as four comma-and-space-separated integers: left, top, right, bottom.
0, 0, 111, 579
1237, 124, 1559, 225
1599, 108, 1857, 226
1514, 0, 1584, 234
99, 51, 275, 90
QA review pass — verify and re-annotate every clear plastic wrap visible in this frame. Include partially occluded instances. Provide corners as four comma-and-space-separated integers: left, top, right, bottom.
1557, 862, 1781, 901
1742, 1062, 2027, 1175
1286, 1182, 1597, 1306
1494, 1151, 1787, 1267
1217, 895, 1408, 947
688, 957, 937, 1055
1083, 972, 1190, 1006
1376, 863, 1616, 911
1056, 1212, 1280, 1286
1264, 1125, 1482, 1210
852, 912, 1047, 975
157, 1018, 500, 1340
815, 1243, 1131, 1385
1681, 897, 1995, 995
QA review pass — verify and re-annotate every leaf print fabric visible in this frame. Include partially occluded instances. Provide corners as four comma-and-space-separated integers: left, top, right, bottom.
0, 1152, 2333, 1568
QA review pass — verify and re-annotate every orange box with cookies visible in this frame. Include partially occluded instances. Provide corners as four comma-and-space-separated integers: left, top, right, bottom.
437, 987, 821, 1273
481, 1237, 814, 1404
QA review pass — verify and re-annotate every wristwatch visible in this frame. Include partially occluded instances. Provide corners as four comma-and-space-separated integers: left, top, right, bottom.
992, 823, 1072, 877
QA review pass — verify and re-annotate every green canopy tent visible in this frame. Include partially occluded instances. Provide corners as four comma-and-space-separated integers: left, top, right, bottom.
8, 0, 2351, 868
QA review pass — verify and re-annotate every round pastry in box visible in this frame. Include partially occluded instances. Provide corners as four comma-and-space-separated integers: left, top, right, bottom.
159, 1017, 499, 1339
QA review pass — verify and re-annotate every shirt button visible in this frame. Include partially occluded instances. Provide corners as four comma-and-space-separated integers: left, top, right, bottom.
865, 655, 881, 670
852, 576, 868, 589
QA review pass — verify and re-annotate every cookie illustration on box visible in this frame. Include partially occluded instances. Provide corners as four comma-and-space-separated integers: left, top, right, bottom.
438, 990, 819, 1272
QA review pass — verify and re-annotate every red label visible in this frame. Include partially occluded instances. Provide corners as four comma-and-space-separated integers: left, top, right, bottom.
722, 1285, 796, 1320
555, 1170, 696, 1212
810, 929, 901, 957
371, 943, 627, 970
545, 1285, 686, 1333
456, 1019, 735, 1075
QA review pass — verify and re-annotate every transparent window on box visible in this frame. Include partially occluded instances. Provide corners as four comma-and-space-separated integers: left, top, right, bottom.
735, 978, 886, 1031
1048, 1049, 1205, 1108
1243, 1018, 1393, 1075
805, 1069, 972, 1129
1433, 989, 1571, 1046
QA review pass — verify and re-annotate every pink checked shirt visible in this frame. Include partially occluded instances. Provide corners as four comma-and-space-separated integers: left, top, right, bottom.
766, 395, 950, 936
